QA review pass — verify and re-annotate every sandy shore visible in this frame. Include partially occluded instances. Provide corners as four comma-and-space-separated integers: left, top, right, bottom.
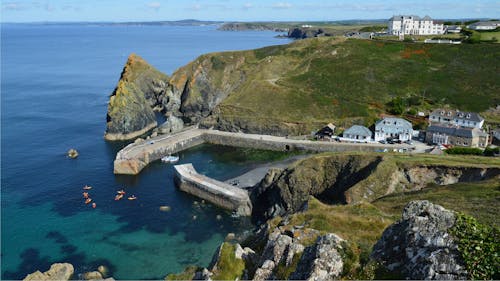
224, 154, 311, 188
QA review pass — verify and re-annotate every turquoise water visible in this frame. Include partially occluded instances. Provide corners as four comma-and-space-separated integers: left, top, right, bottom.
1, 24, 290, 279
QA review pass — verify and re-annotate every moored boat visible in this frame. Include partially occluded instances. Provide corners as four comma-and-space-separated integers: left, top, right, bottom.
115, 194, 123, 201
128, 195, 137, 200
161, 155, 179, 163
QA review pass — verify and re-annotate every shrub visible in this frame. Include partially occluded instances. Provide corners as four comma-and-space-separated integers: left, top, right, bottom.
444, 147, 483, 155
450, 213, 500, 280
387, 97, 406, 115
483, 146, 500, 156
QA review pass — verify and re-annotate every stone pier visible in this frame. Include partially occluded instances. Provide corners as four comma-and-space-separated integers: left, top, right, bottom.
173, 163, 252, 216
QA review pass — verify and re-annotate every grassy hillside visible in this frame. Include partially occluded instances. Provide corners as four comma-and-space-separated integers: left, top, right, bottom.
171, 37, 499, 135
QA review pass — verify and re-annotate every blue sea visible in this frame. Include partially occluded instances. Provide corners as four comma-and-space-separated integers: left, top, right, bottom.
1, 24, 290, 279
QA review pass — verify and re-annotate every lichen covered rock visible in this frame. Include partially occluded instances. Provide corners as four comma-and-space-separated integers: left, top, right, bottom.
105, 54, 170, 141
371, 200, 468, 280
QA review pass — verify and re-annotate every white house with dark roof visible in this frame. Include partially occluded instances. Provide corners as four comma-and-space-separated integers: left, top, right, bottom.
429, 109, 484, 129
342, 125, 372, 142
374, 117, 413, 141
388, 15, 445, 35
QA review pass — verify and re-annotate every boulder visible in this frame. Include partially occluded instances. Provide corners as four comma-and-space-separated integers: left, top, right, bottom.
23, 263, 74, 281
289, 233, 345, 281
158, 115, 184, 134
83, 271, 102, 280
371, 200, 468, 280
97, 265, 109, 277
67, 149, 79, 159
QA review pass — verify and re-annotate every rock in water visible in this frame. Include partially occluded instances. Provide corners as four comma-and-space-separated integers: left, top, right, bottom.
23, 263, 74, 281
371, 200, 468, 280
104, 54, 170, 141
97, 265, 109, 277
83, 271, 102, 280
67, 149, 79, 159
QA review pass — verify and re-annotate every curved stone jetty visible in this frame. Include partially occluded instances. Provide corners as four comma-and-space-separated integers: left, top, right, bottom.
174, 163, 252, 216
114, 127, 414, 175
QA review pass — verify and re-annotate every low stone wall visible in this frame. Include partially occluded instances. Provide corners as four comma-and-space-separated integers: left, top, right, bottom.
174, 163, 252, 216
202, 130, 406, 153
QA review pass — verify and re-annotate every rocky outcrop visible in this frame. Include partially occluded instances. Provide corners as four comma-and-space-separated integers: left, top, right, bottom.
184, 221, 349, 280
105, 54, 172, 141
251, 153, 500, 221
290, 233, 345, 281
23, 263, 74, 281
371, 200, 467, 280
170, 53, 247, 125
251, 154, 383, 221
287, 27, 331, 39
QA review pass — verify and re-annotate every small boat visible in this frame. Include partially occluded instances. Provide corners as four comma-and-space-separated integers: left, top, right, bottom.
92, 203, 96, 209
161, 155, 179, 164
83, 185, 92, 190
128, 195, 137, 200
83, 192, 89, 199
85, 198, 92, 204
117, 190, 126, 195
114, 194, 123, 201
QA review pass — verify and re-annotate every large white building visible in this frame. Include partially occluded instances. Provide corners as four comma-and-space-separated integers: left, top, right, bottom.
388, 15, 445, 35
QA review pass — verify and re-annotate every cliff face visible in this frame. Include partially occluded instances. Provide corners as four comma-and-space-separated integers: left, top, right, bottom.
170, 53, 248, 124
105, 54, 172, 141
251, 153, 500, 221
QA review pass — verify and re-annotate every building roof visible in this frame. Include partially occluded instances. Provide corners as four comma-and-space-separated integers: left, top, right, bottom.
389, 15, 421, 21
447, 25, 462, 30
430, 109, 484, 123
422, 15, 432, 21
375, 117, 413, 133
344, 125, 372, 137
427, 125, 487, 138
469, 21, 500, 27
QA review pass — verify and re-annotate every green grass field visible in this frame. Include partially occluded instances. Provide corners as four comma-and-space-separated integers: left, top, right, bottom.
173, 37, 499, 134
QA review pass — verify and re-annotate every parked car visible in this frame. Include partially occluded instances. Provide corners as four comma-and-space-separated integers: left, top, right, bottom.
379, 140, 387, 144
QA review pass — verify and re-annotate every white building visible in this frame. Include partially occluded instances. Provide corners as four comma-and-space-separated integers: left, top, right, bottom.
429, 109, 484, 129
467, 21, 500, 31
388, 15, 445, 35
375, 117, 413, 142
342, 125, 372, 142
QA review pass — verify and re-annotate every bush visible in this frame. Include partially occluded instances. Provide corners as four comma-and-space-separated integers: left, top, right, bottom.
450, 213, 500, 280
387, 97, 406, 115
483, 146, 500, 156
445, 147, 483, 155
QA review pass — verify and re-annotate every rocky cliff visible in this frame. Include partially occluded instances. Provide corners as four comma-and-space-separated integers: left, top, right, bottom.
251, 153, 500, 221
372, 200, 467, 279
287, 27, 332, 39
105, 54, 173, 140
107, 38, 499, 138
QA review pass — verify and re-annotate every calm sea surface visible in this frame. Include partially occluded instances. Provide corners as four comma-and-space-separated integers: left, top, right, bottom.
1, 24, 290, 279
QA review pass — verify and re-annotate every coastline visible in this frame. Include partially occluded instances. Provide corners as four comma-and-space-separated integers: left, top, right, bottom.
104, 121, 157, 141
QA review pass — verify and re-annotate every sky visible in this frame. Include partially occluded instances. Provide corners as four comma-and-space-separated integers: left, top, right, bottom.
1, 0, 499, 23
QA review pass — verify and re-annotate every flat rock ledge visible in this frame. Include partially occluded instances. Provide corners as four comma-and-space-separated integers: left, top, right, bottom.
371, 200, 468, 280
